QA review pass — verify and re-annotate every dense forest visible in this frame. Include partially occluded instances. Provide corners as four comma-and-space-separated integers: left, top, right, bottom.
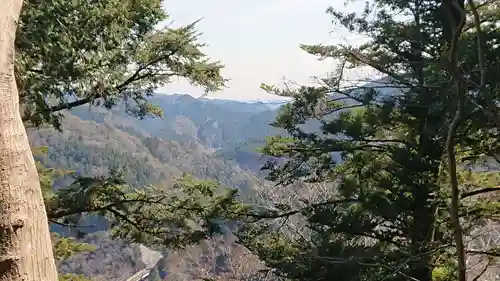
1, 0, 500, 281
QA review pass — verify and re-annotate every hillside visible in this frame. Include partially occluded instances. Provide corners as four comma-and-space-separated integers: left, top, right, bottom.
69, 94, 282, 149
27, 95, 284, 281
28, 89, 401, 281
65, 94, 286, 175
29, 113, 260, 193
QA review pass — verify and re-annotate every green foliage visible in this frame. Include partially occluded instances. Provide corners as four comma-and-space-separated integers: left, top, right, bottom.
28, 97, 271, 278
432, 264, 456, 281
58, 273, 92, 281
35, 146, 247, 249
15, 0, 258, 279
21, 1, 500, 281
52, 234, 95, 262
17, 0, 226, 129
238, 1, 500, 281
31, 139, 252, 280
104, 174, 247, 248
35, 151, 94, 280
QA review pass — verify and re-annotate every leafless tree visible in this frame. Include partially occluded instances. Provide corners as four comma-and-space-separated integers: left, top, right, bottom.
159, 235, 264, 281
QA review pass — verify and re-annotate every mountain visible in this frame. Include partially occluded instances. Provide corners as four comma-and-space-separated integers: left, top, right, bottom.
28, 95, 288, 281
131, 94, 281, 148
29, 113, 259, 192
65, 94, 284, 173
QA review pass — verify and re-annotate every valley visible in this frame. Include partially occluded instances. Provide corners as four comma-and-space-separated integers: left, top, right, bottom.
29, 95, 284, 281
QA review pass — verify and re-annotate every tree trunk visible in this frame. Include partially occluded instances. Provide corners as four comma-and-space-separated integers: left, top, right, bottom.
0, 1, 59, 281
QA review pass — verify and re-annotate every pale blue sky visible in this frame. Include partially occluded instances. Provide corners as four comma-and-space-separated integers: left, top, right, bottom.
159, 0, 367, 101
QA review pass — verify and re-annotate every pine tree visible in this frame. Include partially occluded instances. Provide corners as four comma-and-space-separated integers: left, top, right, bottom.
238, 0, 500, 281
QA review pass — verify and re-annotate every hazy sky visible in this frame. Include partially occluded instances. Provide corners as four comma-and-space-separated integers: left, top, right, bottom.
159, 0, 367, 101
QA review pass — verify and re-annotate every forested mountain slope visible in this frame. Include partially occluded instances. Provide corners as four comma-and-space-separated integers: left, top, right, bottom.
28, 112, 259, 194
70, 94, 281, 149
65, 94, 286, 175
26, 96, 282, 281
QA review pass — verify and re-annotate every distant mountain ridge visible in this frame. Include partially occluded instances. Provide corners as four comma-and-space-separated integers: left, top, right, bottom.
63, 94, 283, 175
65, 79, 396, 174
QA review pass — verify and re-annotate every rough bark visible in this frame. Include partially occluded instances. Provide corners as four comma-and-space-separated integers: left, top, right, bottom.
0, 1, 59, 281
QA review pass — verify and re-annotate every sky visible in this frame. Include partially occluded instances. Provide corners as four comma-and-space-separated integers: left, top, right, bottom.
159, 0, 368, 101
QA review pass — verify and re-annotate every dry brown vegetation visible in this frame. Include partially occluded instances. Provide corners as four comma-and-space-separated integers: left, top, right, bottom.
159, 235, 264, 281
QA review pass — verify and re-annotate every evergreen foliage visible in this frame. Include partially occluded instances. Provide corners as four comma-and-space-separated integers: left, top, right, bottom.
237, 1, 500, 281
17, 0, 225, 129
